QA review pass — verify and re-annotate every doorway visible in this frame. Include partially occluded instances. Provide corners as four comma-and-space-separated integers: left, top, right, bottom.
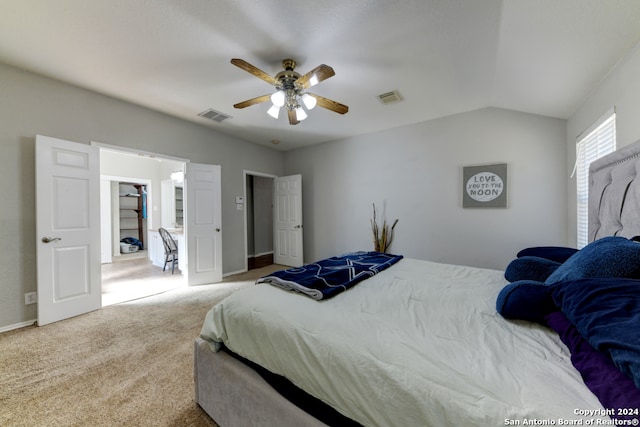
36, 135, 223, 325
245, 172, 275, 271
99, 146, 187, 305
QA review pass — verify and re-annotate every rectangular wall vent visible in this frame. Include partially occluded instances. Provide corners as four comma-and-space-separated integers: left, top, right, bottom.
198, 108, 232, 122
377, 90, 402, 105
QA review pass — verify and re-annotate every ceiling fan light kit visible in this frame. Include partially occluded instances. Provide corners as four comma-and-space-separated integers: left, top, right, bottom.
267, 104, 280, 119
231, 58, 349, 125
301, 93, 317, 110
295, 106, 307, 121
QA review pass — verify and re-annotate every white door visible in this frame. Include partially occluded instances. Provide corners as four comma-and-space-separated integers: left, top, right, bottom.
274, 174, 303, 267
186, 163, 222, 285
36, 135, 101, 326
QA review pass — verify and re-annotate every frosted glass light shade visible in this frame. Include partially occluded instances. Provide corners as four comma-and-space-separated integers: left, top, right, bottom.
270, 91, 285, 107
267, 105, 280, 119
295, 107, 307, 121
301, 93, 317, 110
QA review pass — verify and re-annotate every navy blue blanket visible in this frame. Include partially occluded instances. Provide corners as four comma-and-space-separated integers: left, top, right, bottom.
550, 277, 640, 389
545, 311, 640, 419
256, 252, 403, 300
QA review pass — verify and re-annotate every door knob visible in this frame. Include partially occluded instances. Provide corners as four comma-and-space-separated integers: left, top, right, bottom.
294, 225, 302, 229
42, 237, 62, 243
216, 228, 221, 232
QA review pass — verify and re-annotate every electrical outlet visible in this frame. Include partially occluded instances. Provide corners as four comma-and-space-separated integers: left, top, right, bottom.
24, 292, 37, 305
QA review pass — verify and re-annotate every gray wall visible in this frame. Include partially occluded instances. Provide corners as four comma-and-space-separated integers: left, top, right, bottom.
284, 107, 567, 270
566, 42, 640, 245
0, 63, 283, 329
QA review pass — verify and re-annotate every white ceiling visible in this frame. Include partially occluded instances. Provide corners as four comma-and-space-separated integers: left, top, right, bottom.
1, 0, 640, 151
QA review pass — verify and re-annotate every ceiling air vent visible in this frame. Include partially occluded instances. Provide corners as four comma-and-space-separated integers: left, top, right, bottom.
377, 90, 402, 105
198, 108, 232, 122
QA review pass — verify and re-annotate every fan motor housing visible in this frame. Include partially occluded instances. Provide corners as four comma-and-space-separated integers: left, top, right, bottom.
282, 58, 296, 70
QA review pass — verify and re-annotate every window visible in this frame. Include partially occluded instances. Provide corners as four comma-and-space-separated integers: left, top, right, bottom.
575, 110, 616, 248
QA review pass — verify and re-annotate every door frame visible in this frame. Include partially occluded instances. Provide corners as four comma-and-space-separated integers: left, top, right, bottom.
243, 170, 277, 273
100, 175, 153, 264
94, 143, 189, 172
93, 142, 192, 287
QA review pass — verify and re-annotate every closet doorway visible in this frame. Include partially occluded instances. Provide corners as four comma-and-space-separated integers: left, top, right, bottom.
245, 171, 276, 271
99, 146, 187, 305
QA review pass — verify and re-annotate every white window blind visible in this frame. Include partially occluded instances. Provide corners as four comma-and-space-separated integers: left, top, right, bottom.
576, 111, 616, 248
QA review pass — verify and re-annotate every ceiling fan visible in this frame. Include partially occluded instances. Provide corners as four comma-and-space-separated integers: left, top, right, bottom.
231, 58, 349, 125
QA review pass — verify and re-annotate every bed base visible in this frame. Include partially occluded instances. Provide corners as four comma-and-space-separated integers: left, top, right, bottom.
194, 338, 328, 427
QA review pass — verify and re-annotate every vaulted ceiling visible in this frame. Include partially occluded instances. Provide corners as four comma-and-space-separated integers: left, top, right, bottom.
1, 0, 640, 150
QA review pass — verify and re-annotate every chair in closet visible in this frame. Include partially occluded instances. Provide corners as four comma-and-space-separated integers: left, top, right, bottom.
158, 228, 179, 274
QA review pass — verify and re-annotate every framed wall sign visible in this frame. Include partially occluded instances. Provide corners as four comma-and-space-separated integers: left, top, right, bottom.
463, 163, 507, 208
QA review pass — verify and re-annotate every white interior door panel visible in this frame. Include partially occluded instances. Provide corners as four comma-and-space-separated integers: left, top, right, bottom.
36, 135, 101, 326
186, 163, 222, 285
274, 174, 303, 267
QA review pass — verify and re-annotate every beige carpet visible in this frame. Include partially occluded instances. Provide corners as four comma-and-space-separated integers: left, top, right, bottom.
0, 265, 284, 427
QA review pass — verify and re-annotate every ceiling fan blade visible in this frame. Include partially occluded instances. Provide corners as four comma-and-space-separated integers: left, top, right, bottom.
298, 64, 335, 89
230, 58, 277, 86
308, 93, 349, 115
288, 109, 300, 125
233, 94, 271, 109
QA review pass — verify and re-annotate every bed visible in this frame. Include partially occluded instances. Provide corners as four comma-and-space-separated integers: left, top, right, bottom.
195, 140, 640, 427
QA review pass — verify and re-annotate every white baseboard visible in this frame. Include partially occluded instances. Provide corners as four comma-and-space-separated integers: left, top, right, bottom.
223, 268, 246, 277
0, 319, 36, 334
253, 251, 274, 258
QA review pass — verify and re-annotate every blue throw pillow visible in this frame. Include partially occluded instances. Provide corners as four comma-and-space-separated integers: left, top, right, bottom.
545, 236, 640, 285
504, 256, 561, 283
496, 280, 555, 324
517, 246, 579, 263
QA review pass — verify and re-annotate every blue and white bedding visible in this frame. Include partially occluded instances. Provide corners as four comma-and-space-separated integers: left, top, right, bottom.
201, 258, 606, 427
256, 251, 403, 300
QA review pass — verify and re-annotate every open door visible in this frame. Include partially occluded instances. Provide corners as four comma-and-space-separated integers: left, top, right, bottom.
186, 163, 222, 285
274, 174, 303, 267
36, 135, 101, 326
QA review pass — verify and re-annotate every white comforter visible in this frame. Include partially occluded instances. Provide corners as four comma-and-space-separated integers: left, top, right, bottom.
200, 259, 606, 427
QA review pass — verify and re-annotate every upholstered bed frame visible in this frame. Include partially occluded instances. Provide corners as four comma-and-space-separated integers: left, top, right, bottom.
194, 139, 640, 427
194, 339, 329, 427
589, 140, 640, 241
